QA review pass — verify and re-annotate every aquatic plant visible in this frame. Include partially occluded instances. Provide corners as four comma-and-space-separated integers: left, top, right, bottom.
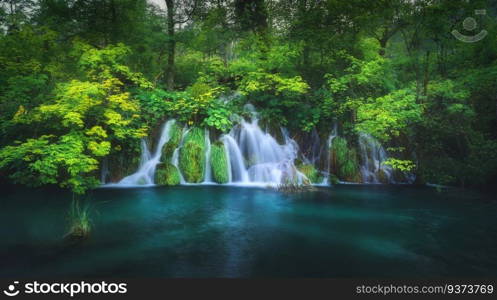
210, 141, 229, 183
66, 198, 91, 240
179, 127, 205, 183
156, 163, 181, 185
276, 179, 315, 193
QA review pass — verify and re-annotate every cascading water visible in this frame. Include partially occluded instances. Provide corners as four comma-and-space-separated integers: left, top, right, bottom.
203, 129, 213, 183
222, 118, 307, 186
100, 158, 110, 184
114, 120, 175, 186
172, 127, 188, 184
106, 109, 415, 188
323, 123, 338, 184
221, 135, 249, 183
358, 133, 393, 183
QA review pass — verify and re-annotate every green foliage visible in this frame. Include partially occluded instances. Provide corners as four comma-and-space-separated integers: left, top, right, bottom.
383, 158, 416, 172
297, 163, 322, 184
1, 0, 497, 190
161, 121, 182, 164
238, 71, 309, 96
210, 141, 229, 184
356, 88, 423, 141
329, 137, 361, 182
236, 70, 312, 130
203, 104, 232, 132
66, 198, 92, 240
155, 163, 181, 186
0, 43, 149, 193
328, 174, 340, 185
179, 127, 205, 183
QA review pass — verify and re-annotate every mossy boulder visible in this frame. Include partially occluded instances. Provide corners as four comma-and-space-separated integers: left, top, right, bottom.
328, 173, 340, 185
161, 122, 182, 163
330, 137, 361, 182
179, 127, 205, 183
156, 163, 181, 185
377, 168, 390, 184
297, 163, 322, 184
210, 141, 229, 183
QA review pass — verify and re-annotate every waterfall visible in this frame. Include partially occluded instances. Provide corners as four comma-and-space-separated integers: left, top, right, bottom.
114, 120, 175, 186
100, 157, 110, 184
323, 123, 338, 184
221, 135, 249, 183
222, 117, 306, 186
172, 127, 188, 184
358, 133, 393, 184
223, 140, 233, 183
203, 129, 213, 183
104, 109, 416, 188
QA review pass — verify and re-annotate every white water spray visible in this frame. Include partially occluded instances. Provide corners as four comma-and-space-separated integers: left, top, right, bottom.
203, 129, 213, 183
114, 120, 175, 186
222, 118, 306, 186
358, 133, 393, 183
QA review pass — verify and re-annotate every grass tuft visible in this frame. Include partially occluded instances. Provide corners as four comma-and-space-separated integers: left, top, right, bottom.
65, 198, 91, 240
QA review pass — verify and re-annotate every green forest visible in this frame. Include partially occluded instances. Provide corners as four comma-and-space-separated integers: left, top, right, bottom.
1, 0, 497, 194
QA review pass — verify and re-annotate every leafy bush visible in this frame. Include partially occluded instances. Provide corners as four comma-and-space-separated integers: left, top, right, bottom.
0, 43, 149, 194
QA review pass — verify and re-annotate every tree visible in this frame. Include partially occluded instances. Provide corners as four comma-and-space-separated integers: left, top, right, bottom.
164, 0, 197, 90
0, 43, 151, 193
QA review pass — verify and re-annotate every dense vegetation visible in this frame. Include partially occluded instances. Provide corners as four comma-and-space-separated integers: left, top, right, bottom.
1, 0, 496, 194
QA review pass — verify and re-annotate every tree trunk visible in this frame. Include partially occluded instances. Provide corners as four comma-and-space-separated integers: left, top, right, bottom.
165, 0, 176, 90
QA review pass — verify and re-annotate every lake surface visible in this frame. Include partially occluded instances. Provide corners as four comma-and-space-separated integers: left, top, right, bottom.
1, 184, 496, 278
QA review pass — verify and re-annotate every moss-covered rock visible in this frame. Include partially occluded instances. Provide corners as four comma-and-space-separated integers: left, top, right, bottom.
377, 168, 390, 184
156, 163, 181, 185
179, 127, 205, 183
161, 122, 182, 164
330, 137, 361, 182
328, 173, 340, 185
297, 163, 322, 184
210, 141, 229, 183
